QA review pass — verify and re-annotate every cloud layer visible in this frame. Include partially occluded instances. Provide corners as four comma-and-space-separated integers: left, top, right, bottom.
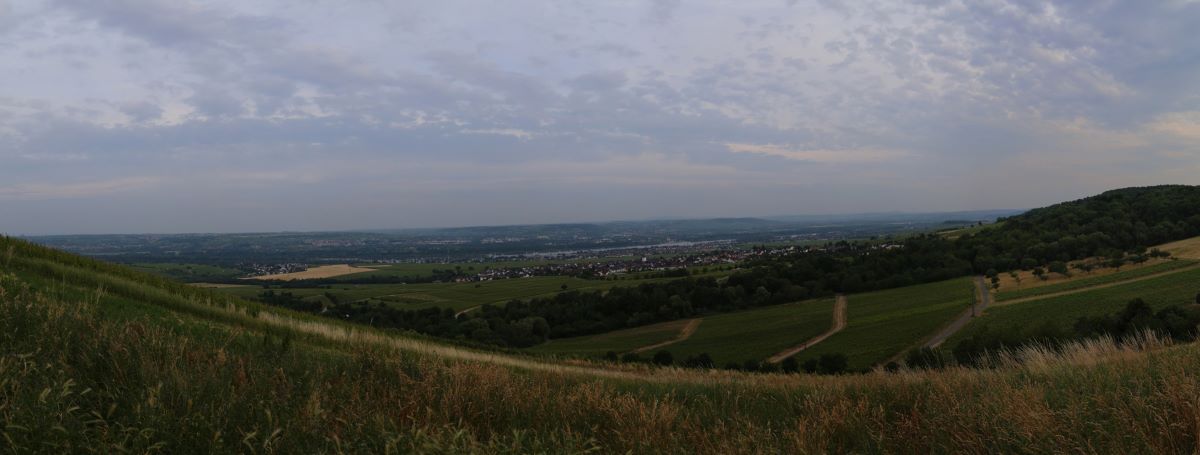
2, 0, 1200, 233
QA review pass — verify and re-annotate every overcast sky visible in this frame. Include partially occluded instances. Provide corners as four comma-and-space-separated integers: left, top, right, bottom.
2, 0, 1200, 234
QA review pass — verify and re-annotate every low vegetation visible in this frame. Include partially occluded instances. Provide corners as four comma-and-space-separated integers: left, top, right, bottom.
951, 266, 1200, 349
9, 236, 1200, 452
791, 278, 974, 370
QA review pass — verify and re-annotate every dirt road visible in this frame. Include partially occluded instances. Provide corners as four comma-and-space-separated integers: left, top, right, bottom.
922, 276, 991, 349
631, 318, 703, 354
994, 263, 1199, 307
766, 294, 847, 363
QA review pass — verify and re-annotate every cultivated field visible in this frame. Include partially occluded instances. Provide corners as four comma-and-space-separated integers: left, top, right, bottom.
249, 264, 377, 280
950, 265, 1200, 346
995, 259, 1198, 302
528, 318, 698, 356
790, 278, 975, 370
660, 299, 836, 366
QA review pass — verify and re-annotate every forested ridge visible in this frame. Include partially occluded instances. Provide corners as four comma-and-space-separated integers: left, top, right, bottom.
260, 186, 1200, 350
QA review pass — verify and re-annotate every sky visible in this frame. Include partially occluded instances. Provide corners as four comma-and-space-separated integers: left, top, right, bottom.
2, 0, 1200, 234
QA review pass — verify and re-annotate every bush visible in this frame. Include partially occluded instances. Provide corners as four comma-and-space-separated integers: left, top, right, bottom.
683, 353, 715, 369
652, 350, 674, 366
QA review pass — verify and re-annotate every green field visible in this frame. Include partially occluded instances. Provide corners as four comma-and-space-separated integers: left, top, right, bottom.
528, 319, 694, 356
996, 259, 1197, 302
951, 266, 1200, 346
792, 278, 975, 370
661, 299, 835, 366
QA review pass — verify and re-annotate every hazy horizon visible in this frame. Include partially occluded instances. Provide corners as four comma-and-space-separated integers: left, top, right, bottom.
12, 207, 1024, 237
3, 1, 1199, 234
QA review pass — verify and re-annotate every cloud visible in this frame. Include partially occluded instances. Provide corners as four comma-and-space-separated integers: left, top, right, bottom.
724, 143, 911, 164
2, 0, 1200, 233
0, 176, 161, 200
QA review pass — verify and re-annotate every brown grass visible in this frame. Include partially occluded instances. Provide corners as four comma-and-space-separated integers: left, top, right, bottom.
993, 257, 1173, 292
1159, 235, 1200, 259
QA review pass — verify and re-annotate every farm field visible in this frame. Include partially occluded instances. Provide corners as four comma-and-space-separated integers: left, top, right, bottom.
339, 260, 560, 279
660, 299, 836, 366
949, 265, 1200, 347
996, 259, 1198, 302
790, 278, 975, 370
215, 274, 697, 312
527, 319, 696, 356
249, 264, 377, 280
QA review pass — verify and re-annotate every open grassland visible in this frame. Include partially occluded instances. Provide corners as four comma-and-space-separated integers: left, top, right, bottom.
996, 259, 1198, 302
216, 275, 690, 312
951, 266, 1200, 346
993, 257, 1178, 293
528, 319, 696, 356
660, 299, 836, 366
1159, 235, 1200, 259
7, 238, 1200, 453
792, 278, 975, 370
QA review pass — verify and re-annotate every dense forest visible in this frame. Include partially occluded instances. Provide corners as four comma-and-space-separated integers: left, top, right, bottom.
255, 186, 1200, 352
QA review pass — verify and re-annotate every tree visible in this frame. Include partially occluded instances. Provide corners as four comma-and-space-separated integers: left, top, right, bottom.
1032, 267, 1047, 281
781, 357, 800, 373
683, 353, 715, 369
904, 347, 946, 370
652, 350, 674, 366
1047, 261, 1069, 277
817, 353, 848, 374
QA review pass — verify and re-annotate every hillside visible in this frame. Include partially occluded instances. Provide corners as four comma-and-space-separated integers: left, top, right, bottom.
6, 236, 1200, 452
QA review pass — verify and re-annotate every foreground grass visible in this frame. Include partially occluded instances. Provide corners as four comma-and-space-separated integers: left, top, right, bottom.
7, 238, 1200, 453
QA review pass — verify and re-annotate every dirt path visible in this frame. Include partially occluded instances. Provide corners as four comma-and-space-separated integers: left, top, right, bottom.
454, 305, 480, 317
766, 295, 847, 363
630, 318, 703, 354
923, 276, 991, 349
994, 263, 1200, 307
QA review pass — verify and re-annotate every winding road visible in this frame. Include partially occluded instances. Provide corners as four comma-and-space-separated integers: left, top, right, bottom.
631, 318, 703, 353
923, 276, 991, 349
766, 294, 847, 363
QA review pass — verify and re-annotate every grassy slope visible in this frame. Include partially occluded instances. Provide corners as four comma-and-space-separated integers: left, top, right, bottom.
528, 318, 695, 356
8, 237, 1200, 453
793, 278, 975, 370
951, 266, 1200, 346
662, 299, 835, 366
